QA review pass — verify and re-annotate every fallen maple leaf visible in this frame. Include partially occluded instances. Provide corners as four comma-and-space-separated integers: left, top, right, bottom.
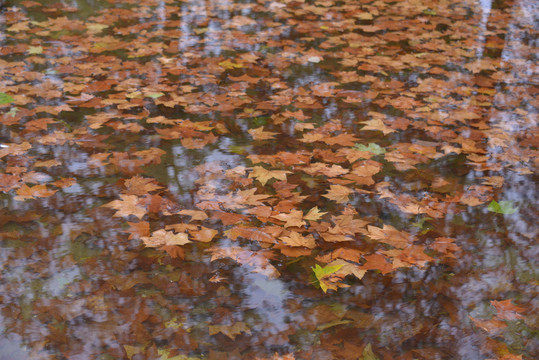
491, 300, 526, 320
209, 322, 251, 340
279, 231, 316, 248
14, 184, 57, 201
102, 194, 147, 219
358, 254, 393, 274
323, 184, 353, 203
177, 209, 208, 221
469, 316, 507, 335
125, 221, 150, 240
271, 210, 306, 228
366, 225, 412, 249
141, 229, 191, 247
248, 126, 278, 140
123, 175, 163, 195
304, 206, 327, 221
248, 166, 291, 186
226, 226, 277, 244
360, 118, 395, 135
189, 227, 218, 242
208, 246, 280, 279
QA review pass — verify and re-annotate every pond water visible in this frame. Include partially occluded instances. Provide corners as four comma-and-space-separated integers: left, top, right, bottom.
0, 0, 537, 359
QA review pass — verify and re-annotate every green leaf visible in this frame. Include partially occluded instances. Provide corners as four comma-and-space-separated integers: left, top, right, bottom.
0, 93, 14, 105
359, 344, 380, 360
312, 263, 344, 293
487, 200, 517, 215
354, 143, 386, 155
7, 107, 19, 117
312, 264, 343, 281
147, 92, 165, 99
28, 45, 43, 54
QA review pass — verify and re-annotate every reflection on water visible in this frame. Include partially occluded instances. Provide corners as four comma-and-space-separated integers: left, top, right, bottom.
0, 0, 537, 359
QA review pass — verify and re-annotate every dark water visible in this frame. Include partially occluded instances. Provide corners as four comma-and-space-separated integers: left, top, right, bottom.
0, 0, 537, 359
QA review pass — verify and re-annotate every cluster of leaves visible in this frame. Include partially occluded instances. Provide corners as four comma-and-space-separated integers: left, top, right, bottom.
0, 0, 536, 359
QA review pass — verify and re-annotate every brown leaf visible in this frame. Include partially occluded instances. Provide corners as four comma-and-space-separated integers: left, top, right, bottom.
271, 210, 306, 228
102, 194, 146, 219
177, 209, 208, 221
367, 225, 412, 249
209, 322, 251, 340
323, 185, 352, 203
125, 221, 150, 240
248, 166, 291, 186
279, 231, 316, 248
358, 254, 393, 274
208, 246, 280, 279
469, 316, 507, 335
248, 126, 278, 140
14, 184, 57, 200
190, 227, 218, 242
226, 226, 277, 244
304, 206, 327, 221
124, 175, 163, 195
141, 229, 191, 247
491, 300, 526, 320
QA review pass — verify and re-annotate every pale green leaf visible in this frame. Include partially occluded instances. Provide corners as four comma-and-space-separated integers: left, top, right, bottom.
487, 200, 517, 215
354, 143, 386, 155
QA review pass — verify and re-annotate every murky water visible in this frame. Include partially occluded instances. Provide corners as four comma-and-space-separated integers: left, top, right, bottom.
0, 0, 537, 359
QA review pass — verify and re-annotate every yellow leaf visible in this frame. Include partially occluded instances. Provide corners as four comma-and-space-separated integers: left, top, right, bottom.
323, 185, 353, 203
218, 60, 243, 69
248, 166, 290, 186
304, 206, 327, 221
361, 118, 395, 135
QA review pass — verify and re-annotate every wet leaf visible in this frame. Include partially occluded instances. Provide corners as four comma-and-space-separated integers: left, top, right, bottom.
141, 229, 191, 247
209, 322, 251, 340
0, 93, 14, 105
359, 344, 379, 360
323, 185, 353, 203
102, 195, 147, 219
354, 143, 386, 155
487, 200, 518, 214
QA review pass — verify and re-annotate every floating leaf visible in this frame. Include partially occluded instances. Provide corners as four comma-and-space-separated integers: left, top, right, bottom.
359, 344, 380, 360
354, 143, 386, 155
0, 93, 14, 105
28, 45, 43, 54
312, 263, 344, 292
487, 200, 517, 214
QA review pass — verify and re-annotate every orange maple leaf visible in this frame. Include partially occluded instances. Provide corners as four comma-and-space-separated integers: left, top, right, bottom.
304, 206, 327, 221
279, 231, 316, 248
323, 184, 352, 203
271, 210, 306, 228
141, 229, 191, 247
124, 175, 163, 196
14, 184, 57, 201
360, 118, 395, 135
102, 194, 147, 219
248, 166, 291, 186
247, 126, 278, 140
491, 300, 526, 320
189, 227, 218, 242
